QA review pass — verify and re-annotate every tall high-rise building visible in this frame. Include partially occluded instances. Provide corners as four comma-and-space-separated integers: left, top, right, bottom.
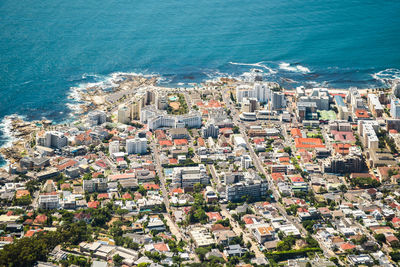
226, 178, 268, 202
109, 140, 120, 155
130, 101, 141, 120
393, 82, 400, 99
271, 91, 286, 110
37, 131, 67, 149
391, 97, 400, 119
126, 138, 147, 154
157, 94, 168, 110
253, 83, 270, 103
202, 120, 219, 138
87, 111, 107, 126
236, 83, 272, 104
118, 106, 130, 124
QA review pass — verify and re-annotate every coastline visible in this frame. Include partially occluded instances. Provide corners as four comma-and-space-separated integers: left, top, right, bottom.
0, 69, 395, 171
0, 73, 160, 170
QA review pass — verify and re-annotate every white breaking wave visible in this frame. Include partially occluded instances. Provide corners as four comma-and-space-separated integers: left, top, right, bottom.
0, 116, 18, 149
67, 71, 161, 114
279, 62, 310, 74
229, 61, 277, 74
0, 114, 27, 150
304, 80, 329, 88
204, 70, 232, 83
372, 68, 400, 86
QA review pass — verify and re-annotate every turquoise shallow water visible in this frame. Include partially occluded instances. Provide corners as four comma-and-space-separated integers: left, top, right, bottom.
1, 0, 400, 154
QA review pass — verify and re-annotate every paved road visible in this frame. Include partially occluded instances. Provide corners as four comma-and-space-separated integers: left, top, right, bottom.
221, 207, 264, 258
221, 88, 334, 257
151, 138, 200, 262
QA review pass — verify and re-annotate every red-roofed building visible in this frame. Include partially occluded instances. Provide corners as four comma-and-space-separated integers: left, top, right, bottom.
271, 172, 284, 181
211, 224, 230, 232
354, 109, 370, 119
108, 173, 136, 181
206, 100, 222, 108
15, 190, 30, 199
158, 233, 175, 241
174, 139, 188, 146
169, 158, 178, 164
295, 138, 325, 150
122, 193, 132, 200
243, 215, 256, 225
96, 159, 108, 169
253, 138, 265, 144
206, 212, 223, 222
88, 201, 100, 209
155, 130, 167, 140
169, 188, 184, 196
331, 131, 356, 143
291, 176, 304, 183
143, 183, 160, 190
197, 137, 205, 147
97, 193, 109, 200
220, 128, 233, 137
340, 243, 356, 251
75, 133, 92, 145
74, 212, 91, 223
0, 236, 13, 243
6, 211, 13, 216
153, 242, 170, 252
25, 229, 43, 237
392, 217, 400, 228
297, 207, 308, 213
57, 160, 78, 171
333, 143, 353, 155
291, 128, 302, 138
34, 214, 47, 225
279, 157, 290, 163
159, 140, 173, 147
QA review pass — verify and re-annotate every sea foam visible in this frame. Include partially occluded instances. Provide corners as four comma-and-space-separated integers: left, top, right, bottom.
229, 61, 277, 74
372, 68, 400, 86
279, 62, 310, 74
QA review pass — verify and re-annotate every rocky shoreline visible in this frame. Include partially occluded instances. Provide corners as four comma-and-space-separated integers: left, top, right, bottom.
0, 116, 45, 168
0, 74, 160, 170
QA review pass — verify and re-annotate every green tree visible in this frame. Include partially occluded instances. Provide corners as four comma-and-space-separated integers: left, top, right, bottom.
374, 233, 386, 244
195, 247, 210, 261
113, 254, 123, 266
284, 146, 292, 155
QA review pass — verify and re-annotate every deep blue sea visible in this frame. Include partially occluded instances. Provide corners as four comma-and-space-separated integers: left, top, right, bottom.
1, 0, 400, 162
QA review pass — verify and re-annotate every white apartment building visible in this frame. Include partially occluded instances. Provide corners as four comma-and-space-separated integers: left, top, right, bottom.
83, 178, 108, 193
126, 137, 147, 155
271, 91, 286, 110
118, 106, 130, 124
202, 120, 219, 138
358, 120, 379, 149
236, 83, 271, 104
38, 194, 60, 209
171, 165, 209, 188
87, 111, 106, 126
391, 97, 400, 119
109, 140, 120, 155
37, 131, 68, 149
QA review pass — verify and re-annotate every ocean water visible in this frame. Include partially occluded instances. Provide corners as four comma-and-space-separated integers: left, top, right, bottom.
1, 0, 400, 156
